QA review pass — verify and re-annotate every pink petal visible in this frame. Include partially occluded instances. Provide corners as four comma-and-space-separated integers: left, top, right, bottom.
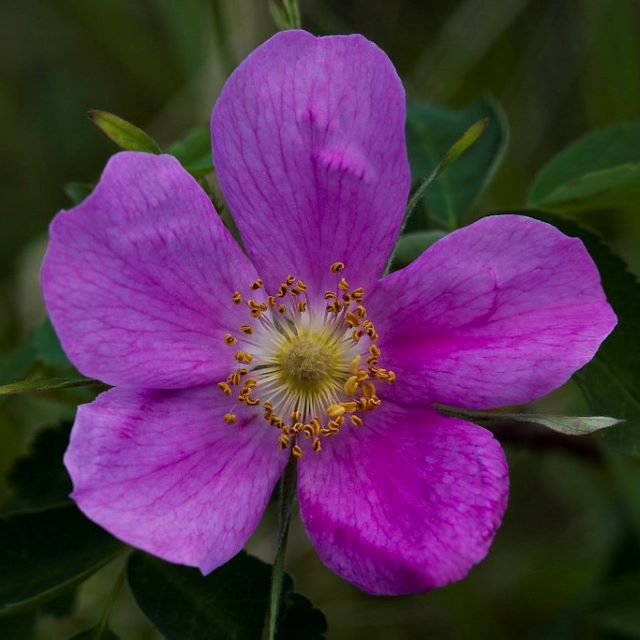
368, 215, 617, 408
42, 152, 259, 389
297, 402, 508, 594
211, 30, 410, 296
65, 386, 287, 574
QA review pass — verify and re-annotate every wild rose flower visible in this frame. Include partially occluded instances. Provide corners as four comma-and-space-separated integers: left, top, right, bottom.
41, 30, 616, 595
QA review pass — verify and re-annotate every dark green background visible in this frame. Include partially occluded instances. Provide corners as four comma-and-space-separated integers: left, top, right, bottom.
1, 1, 639, 638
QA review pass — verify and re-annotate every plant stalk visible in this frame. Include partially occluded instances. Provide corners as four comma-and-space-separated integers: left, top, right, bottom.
264, 456, 297, 640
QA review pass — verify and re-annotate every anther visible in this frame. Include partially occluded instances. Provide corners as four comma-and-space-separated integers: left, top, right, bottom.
278, 435, 290, 449
292, 444, 304, 458
330, 262, 345, 273
312, 438, 322, 453
223, 413, 237, 424
235, 351, 253, 364
338, 277, 350, 291
286, 275, 295, 285
217, 382, 232, 396
326, 404, 346, 417
232, 291, 242, 304
297, 279, 308, 291
297, 301, 307, 313
250, 278, 263, 290
340, 401, 358, 413
344, 376, 359, 395
346, 311, 360, 328
323, 291, 337, 300
351, 415, 363, 427
240, 323, 254, 335
224, 333, 237, 346
278, 304, 287, 314
267, 296, 276, 307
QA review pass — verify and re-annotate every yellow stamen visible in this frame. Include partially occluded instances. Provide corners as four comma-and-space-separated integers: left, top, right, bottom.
330, 261, 345, 273
224, 333, 237, 346
326, 404, 346, 417
223, 413, 237, 424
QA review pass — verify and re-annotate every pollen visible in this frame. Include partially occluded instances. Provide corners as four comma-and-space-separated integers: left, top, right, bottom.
217, 264, 394, 457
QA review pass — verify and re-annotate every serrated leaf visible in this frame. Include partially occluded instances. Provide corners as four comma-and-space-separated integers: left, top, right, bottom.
390, 230, 447, 270
406, 96, 508, 229
0, 506, 125, 613
528, 123, 640, 212
435, 405, 621, 436
7, 423, 72, 510
0, 376, 98, 396
88, 110, 161, 154
530, 213, 640, 454
127, 551, 326, 640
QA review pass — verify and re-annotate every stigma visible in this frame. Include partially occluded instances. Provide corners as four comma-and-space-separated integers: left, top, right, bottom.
217, 263, 395, 458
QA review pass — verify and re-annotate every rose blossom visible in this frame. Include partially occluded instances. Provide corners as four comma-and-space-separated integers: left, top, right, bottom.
41, 30, 616, 595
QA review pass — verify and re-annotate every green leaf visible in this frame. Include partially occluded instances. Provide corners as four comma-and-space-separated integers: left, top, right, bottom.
532, 213, 640, 454
528, 123, 640, 212
0, 376, 99, 396
127, 551, 326, 640
64, 182, 94, 205
167, 125, 213, 178
88, 110, 161, 154
435, 404, 621, 436
406, 96, 508, 229
390, 230, 447, 270
32, 317, 75, 372
0, 506, 125, 613
7, 423, 72, 510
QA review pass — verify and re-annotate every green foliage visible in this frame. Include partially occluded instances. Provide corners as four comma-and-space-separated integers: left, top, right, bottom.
7, 423, 72, 510
533, 213, 640, 455
528, 123, 640, 212
88, 110, 162, 154
436, 404, 621, 436
0, 376, 98, 396
390, 230, 447, 270
0, 506, 124, 613
269, 0, 302, 30
127, 551, 326, 640
406, 96, 508, 229
167, 125, 213, 178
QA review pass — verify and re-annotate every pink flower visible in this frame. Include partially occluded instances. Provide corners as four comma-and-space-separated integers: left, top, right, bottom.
41, 31, 616, 595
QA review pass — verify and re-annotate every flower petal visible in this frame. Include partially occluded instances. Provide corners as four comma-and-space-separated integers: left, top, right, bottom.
65, 386, 287, 574
368, 215, 617, 408
42, 152, 259, 388
297, 403, 508, 594
211, 30, 410, 295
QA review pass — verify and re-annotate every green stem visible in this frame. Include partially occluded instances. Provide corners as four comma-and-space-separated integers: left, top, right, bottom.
211, 0, 235, 77
264, 456, 297, 640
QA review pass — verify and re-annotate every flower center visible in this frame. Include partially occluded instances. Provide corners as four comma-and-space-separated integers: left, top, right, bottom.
217, 262, 395, 458
281, 337, 335, 385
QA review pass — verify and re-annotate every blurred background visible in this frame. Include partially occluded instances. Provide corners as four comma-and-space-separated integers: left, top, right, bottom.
1, 1, 639, 638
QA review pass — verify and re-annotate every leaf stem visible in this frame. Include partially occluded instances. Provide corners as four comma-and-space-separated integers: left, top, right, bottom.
264, 456, 297, 640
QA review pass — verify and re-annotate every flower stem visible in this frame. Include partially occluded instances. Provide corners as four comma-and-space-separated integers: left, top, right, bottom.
264, 456, 297, 640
